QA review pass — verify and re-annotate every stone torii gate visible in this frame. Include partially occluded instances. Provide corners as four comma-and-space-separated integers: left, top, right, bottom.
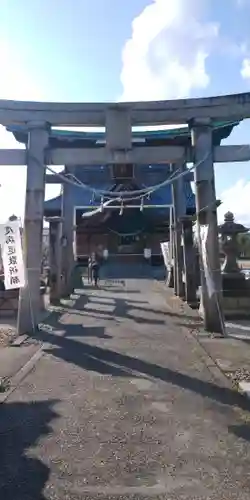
0, 93, 250, 335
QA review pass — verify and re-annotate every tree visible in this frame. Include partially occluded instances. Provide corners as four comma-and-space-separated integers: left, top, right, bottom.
237, 233, 250, 258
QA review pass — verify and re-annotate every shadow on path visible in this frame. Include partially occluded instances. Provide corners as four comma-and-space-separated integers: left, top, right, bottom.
228, 423, 250, 442
0, 399, 59, 499
37, 324, 250, 415
54, 291, 199, 326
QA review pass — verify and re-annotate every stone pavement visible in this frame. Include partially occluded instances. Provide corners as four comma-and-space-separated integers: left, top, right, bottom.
158, 283, 250, 390
1, 274, 250, 499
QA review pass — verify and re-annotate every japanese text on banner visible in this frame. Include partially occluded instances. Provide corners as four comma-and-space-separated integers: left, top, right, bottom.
0, 221, 25, 290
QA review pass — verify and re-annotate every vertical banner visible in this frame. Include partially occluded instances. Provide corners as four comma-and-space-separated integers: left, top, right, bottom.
0, 221, 25, 290
199, 225, 215, 298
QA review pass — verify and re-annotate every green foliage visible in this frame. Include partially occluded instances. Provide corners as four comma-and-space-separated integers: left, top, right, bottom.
41, 245, 49, 268
237, 233, 250, 258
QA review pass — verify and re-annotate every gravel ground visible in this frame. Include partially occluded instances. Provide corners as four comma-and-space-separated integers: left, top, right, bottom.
0, 325, 17, 347
227, 368, 250, 385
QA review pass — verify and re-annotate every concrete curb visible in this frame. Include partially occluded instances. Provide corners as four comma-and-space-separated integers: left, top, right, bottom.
0, 302, 68, 403
11, 334, 29, 346
190, 334, 234, 390
0, 345, 44, 404
0, 314, 52, 404
153, 282, 250, 402
185, 321, 250, 395
154, 281, 234, 391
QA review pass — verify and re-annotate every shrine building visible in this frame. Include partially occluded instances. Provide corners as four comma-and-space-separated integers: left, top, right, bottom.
9, 121, 236, 263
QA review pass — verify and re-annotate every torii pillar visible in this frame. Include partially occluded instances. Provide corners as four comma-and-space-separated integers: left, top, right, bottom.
17, 122, 50, 334
166, 205, 174, 288
181, 216, 197, 306
61, 166, 76, 295
191, 119, 225, 333
47, 216, 63, 302
171, 162, 185, 299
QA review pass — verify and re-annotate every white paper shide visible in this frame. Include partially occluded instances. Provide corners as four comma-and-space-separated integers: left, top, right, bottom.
1, 221, 25, 290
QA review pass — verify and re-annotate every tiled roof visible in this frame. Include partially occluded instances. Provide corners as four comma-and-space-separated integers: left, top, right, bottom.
7, 120, 239, 146
44, 164, 195, 215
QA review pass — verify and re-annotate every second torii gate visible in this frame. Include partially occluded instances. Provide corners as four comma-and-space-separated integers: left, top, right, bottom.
1, 92, 250, 335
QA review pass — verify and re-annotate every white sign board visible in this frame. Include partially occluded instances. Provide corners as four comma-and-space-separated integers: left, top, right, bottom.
0, 221, 25, 290
160, 241, 170, 268
144, 248, 151, 259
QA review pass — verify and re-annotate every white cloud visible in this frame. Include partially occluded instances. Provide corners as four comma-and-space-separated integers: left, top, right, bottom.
218, 179, 250, 226
241, 58, 250, 79
237, 6, 250, 79
0, 39, 43, 101
120, 0, 250, 226
120, 0, 219, 101
0, 39, 60, 223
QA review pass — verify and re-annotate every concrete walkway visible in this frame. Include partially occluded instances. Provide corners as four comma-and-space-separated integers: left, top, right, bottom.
1, 275, 250, 499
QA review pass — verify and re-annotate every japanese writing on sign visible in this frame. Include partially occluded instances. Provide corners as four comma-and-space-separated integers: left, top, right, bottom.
0, 221, 25, 290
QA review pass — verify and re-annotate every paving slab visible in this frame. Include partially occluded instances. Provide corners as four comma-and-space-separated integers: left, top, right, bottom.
156, 281, 250, 400
0, 340, 40, 381
0, 295, 52, 391
0, 276, 250, 499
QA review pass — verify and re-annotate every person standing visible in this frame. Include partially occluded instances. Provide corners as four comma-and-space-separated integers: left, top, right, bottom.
91, 253, 100, 287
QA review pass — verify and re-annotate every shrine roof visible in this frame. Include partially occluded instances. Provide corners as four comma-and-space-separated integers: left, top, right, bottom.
7, 120, 239, 147
44, 164, 195, 220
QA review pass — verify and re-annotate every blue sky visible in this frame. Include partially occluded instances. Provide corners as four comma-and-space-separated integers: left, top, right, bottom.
0, 0, 250, 223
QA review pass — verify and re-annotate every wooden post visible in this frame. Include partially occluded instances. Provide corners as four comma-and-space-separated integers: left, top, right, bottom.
171, 162, 185, 298
47, 217, 62, 302
181, 216, 197, 306
17, 122, 50, 334
61, 166, 75, 295
191, 119, 225, 333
